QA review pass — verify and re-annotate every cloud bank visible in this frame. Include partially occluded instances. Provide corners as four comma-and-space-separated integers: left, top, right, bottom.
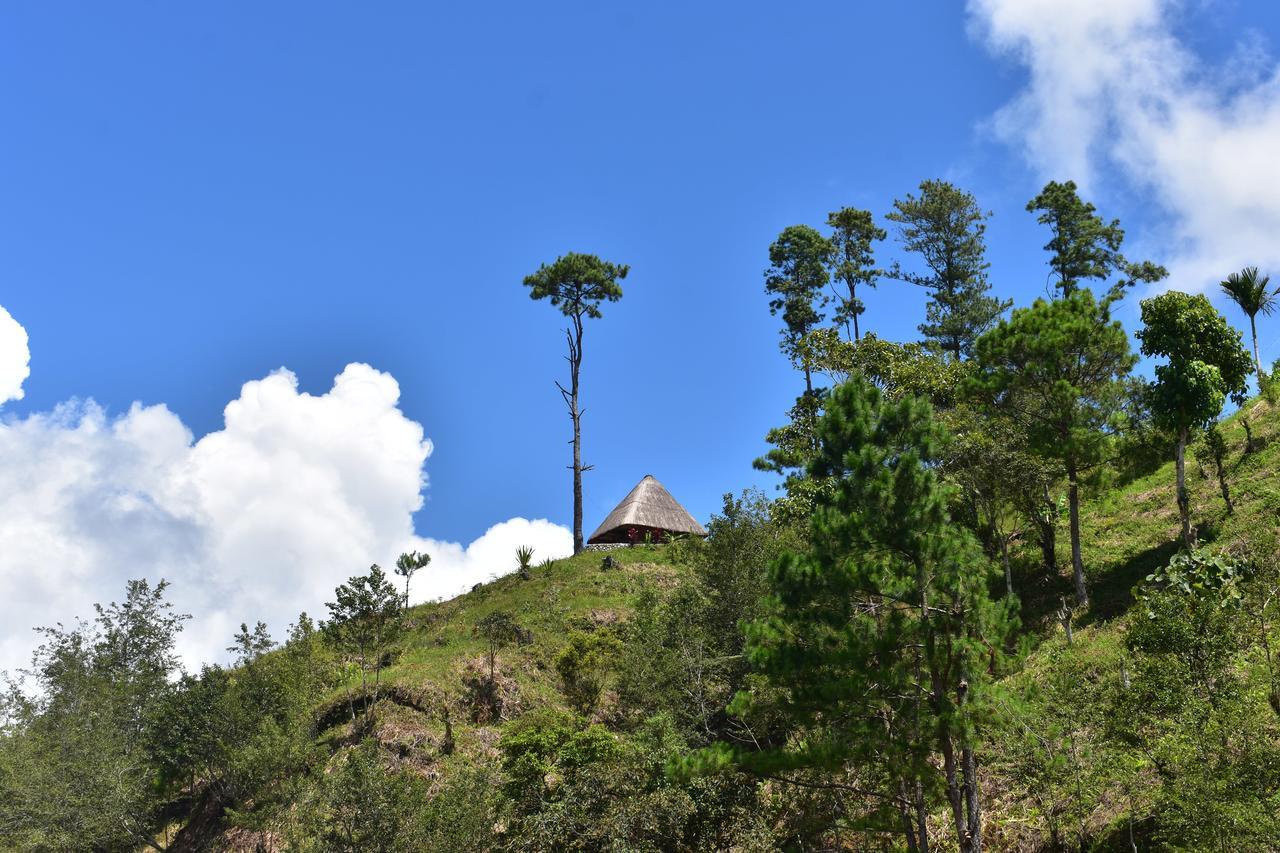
969, 0, 1280, 301
0, 308, 570, 674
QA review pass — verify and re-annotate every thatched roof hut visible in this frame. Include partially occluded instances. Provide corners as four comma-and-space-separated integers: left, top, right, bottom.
587, 474, 708, 544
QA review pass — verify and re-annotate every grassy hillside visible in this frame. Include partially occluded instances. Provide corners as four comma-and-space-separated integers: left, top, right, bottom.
1080, 396, 1280, 615
47, 394, 1269, 845
982, 396, 1280, 849
156, 396, 1280, 850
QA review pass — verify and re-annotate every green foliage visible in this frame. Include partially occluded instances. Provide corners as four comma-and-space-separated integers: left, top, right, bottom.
1113, 545, 1280, 849
555, 628, 621, 714
515, 545, 535, 580
286, 739, 427, 852
475, 609, 524, 682
1220, 265, 1279, 381
764, 224, 833, 392
887, 179, 1010, 359
325, 564, 403, 722
394, 550, 431, 605
0, 579, 187, 852
972, 287, 1136, 604
1139, 290, 1253, 545
825, 206, 885, 340
1140, 291, 1253, 430
524, 251, 629, 555
522, 251, 628, 320
1134, 547, 1248, 616
702, 378, 1015, 852
615, 491, 795, 741
1025, 179, 1166, 297
500, 711, 715, 851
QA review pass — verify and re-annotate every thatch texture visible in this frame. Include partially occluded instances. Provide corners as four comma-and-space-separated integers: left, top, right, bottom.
587, 475, 708, 544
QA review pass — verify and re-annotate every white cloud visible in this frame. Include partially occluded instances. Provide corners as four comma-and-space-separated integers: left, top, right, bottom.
969, 0, 1280, 309
0, 304, 571, 674
412, 517, 574, 603
0, 304, 30, 404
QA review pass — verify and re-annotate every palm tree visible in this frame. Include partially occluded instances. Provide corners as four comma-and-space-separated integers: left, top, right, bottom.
1220, 266, 1279, 383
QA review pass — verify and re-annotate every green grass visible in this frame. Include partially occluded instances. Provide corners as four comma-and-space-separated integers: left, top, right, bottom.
318, 544, 684, 737
1002, 396, 1280, 631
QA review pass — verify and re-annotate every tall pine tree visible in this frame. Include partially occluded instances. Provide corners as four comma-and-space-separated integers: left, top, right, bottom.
887, 180, 1010, 360
826, 206, 884, 341
764, 224, 833, 395
703, 378, 1014, 853
1026, 180, 1166, 298
970, 289, 1136, 607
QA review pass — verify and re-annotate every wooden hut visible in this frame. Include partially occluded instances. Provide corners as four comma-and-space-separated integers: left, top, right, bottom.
587, 474, 708, 544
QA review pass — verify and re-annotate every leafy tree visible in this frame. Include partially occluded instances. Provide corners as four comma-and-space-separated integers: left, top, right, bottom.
945, 405, 1059, 597
0, 579, 187, 852
325, 564, 403, 725
525, 252, 629, 553
287, 739, 428, 852
699, 378, 1014, 853
393, 551, 430, 606
475, 610, 522, 684
971, 289, 1136, 605
616, 491, 795, 742
887, 180, 1010, 360
764, 224, 833, 394
825, 206, 885, 341
1026, 179, 1167, 298
756, 329, 969, 523
752, 389, 829, 522
500, 711, 705, 851
1219, 266, 1278, 384
556, 628, 621, 714
1137, 291, 1252, 546
1111, 548, 1280, 848
1195, 423, 1234, 515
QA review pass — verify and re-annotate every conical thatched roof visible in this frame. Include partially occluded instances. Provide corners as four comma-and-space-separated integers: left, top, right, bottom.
587, 475, 708, 544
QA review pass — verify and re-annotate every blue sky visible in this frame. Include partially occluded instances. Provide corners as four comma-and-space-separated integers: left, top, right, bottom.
4, 1, 1280, 666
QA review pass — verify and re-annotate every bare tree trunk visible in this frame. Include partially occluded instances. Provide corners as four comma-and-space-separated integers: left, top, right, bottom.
1176, 427, 1194, 547
1000, 536, 1013, 598
852, 287, 861, 342
914, 778, 931, 853
1066, 464, 1087, 607
939, 729, 974, 853
898, 780, 920, 853
1214, 454, 1233, 515
557, 316, 588, 554
962, 744, 982, 852
1027, 489, 1058, 575
1252, 315, 1263, 384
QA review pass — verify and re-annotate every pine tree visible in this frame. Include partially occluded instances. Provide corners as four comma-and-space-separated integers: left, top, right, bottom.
887, 180, 1010, 360
825, 206, 884, 341
1025, 180, 1166, 298
970, 289, 1136, 606
764, 224, 833, 395
525, 252, 628, 554
701, 378, 1014, 853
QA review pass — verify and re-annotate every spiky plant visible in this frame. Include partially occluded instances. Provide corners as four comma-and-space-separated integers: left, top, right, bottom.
1220, 266, 1279, 382
515, 546, 535, 580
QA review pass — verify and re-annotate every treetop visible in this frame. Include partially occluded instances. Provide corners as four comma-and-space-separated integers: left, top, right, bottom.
524, 252, 628, 319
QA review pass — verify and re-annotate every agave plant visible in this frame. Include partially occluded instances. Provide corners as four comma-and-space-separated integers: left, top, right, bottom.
515, 545, 535, 580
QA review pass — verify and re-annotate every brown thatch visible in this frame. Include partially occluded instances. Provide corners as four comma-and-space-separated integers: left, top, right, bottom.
587, 475, 708, 544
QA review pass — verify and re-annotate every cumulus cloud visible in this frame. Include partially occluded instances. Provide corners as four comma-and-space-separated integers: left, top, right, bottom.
969, 0, 1280, 304
0, 304, 30, 404
0, 305, 571, 674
